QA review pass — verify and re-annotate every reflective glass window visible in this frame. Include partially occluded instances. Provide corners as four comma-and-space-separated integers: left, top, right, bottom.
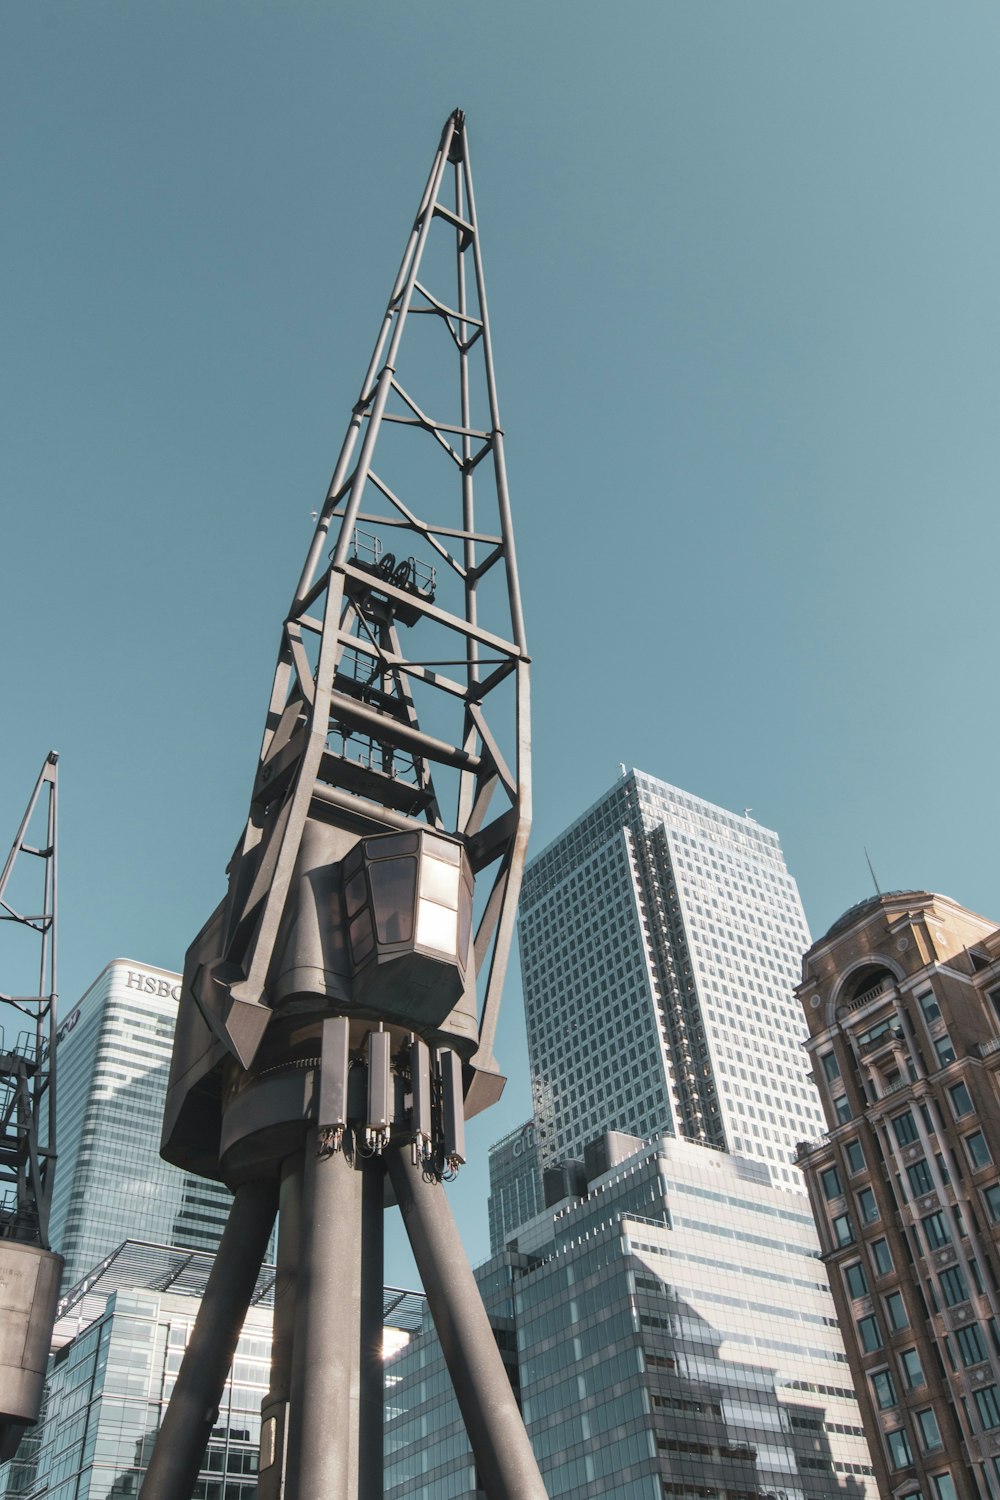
832, 1213, 854, 1247
845, 1138, 865, 1174
918, 991, 941, 1024
892, 1111, 919, 1146
948, 1081, 974, 1118
857, 1187, 879, 1224
965, 1131, 992, 1170
844, 1262, 869, 1298
975, 1386, 1000, 1430
939, 1265, 968, 1307
886, 1427, 913, 1470
871, 1238, 893, 1276
821, 1166, 842, 1200
368, 858, 416, 943
900, 1347, 926, 1389
858, 1314, 883, 1352
907, 1160, 933, 1196
821, 1051, 840, 1082
871, 1369, 898, 1410
935, 1036, 957, 1067
885, 1291, 909, 1330
915, 1409, 943, 1452
922, 1212, 950, 1250
955, 1323, 986, 1367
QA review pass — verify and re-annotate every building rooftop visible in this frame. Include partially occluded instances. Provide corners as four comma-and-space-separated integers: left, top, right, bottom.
821, 889, 929, 942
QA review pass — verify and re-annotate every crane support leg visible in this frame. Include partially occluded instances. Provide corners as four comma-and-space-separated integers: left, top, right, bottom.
140, 1180, 278, 1500
386, 1149, 548, 1500
284, 1137, 358, 1500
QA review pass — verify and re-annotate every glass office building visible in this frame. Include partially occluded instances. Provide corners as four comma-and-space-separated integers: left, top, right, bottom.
487, 1120, 543, 1254
48, 960, 234, 1289
387, 1134, 877, 1499
518, 769, 825, 1191
1, 1242, 425, 1500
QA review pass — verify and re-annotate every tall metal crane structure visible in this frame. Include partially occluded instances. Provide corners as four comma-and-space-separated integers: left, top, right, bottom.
141, 112, 547, 1500
0, 752, 63, 1461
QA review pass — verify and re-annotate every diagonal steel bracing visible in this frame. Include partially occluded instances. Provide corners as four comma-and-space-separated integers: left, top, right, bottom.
211, 110, 530, 1093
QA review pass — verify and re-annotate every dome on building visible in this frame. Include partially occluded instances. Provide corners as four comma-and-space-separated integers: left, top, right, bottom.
821, 890, 932, 943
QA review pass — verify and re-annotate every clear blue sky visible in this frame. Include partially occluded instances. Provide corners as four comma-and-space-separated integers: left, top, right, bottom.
4, 2, 999, 1280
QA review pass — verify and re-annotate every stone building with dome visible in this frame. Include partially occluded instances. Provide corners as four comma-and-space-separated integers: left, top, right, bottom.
797, 890, 1000, 1500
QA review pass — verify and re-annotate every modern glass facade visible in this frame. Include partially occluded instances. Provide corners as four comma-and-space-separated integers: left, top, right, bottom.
0, 1281, 271, 1500
518, 769, 825, 1191
387, 1135, 878, 1498
0, 1241, 426, 1500
48, 961, 234, 1289
487, 1120, 543, 1254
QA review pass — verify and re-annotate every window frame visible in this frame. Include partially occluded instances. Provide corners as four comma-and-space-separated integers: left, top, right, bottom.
871, 1368, 898, 1411
922, 1211, 950, 1250
892, 1110, 920, 1147
857, 1186, 879, 1224
900, 1347, 926, 1390
934, 1035, 957, 1067
965, 1130, 992, 1170
844, 1261, 869, 1299
939, 1265, 969, 1308
870, 1238, 893, 1277
821, 1164, 843, 1201
832, 1212, 854, 1248
821, 1050, 841, 1082
886, 1426, 913, 1471
918, 990, 942, 1024
975, 1385, 1000, 1430
844, 1138, 865, 1174
885, 1290, 910, 1331
955, 1322, 987, 1368
907, 1159, 934, 1197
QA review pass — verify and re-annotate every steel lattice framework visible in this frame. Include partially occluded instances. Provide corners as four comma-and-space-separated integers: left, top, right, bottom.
0, 752, 59, 1248
142, 111, 546, 1500
213, 108, 530, 1097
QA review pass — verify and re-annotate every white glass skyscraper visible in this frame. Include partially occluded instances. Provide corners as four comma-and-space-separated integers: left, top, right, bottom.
391, 771, 880, 1495
49, 958, 233, 1288
517, 768, 825, 1190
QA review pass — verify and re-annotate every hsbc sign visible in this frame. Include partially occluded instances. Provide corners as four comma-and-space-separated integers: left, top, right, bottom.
125, 969, 181, 1002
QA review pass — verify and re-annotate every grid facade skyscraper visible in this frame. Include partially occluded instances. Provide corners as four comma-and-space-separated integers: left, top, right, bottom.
49, 959, 233, 1289
517, 768, 825, 1190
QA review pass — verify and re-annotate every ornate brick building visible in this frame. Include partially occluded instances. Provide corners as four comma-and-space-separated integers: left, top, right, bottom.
797, 891, 1000, 1500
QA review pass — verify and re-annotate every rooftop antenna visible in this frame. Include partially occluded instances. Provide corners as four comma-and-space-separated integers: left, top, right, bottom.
864, 846, 882, 896
0, 752, 63, 1460
140, 111, 545, 1500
